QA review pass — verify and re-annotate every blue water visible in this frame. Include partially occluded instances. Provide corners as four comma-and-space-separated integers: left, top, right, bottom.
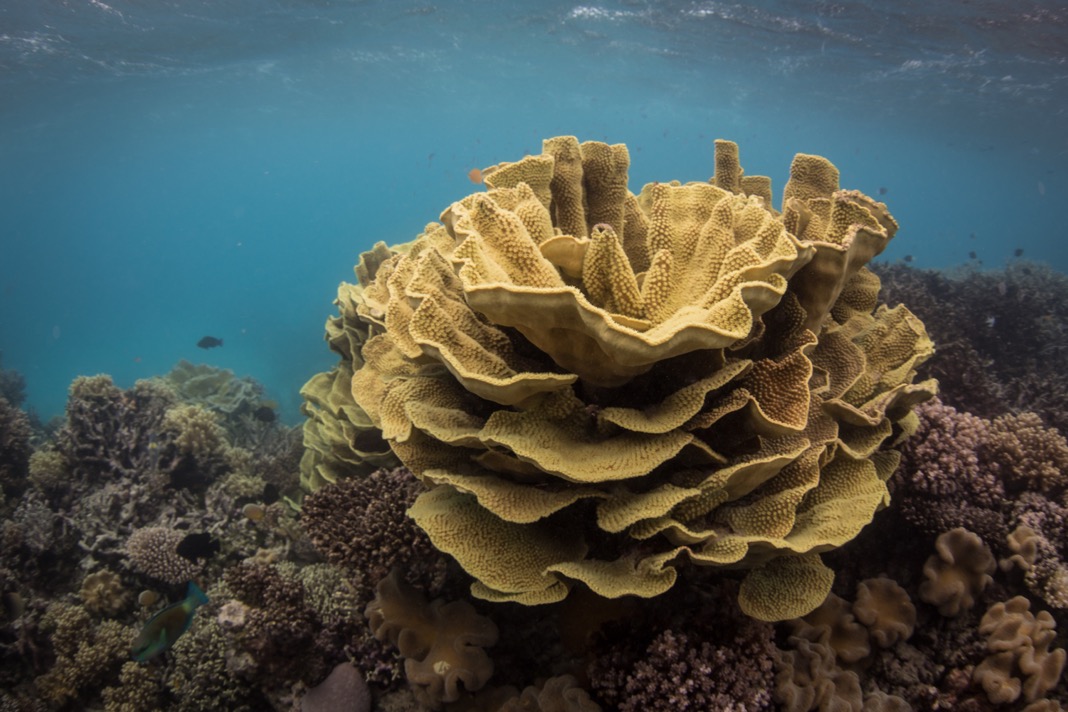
2, 0, 1066, 422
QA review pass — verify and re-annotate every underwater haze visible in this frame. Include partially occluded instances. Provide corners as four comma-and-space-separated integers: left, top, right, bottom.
1, 0, 1066, 421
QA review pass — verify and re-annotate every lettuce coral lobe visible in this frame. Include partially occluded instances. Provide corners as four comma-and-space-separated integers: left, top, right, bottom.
302, 136, 937, 621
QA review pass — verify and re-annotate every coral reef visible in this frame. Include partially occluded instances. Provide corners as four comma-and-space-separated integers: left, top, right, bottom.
973, 596, 1066, 705
79, 569, 132, 617
918, 527, 996, 617
33, 602, 133, 706
893, 398, 1068, 612
0, 354, 27, 408
366, 569, 499, 708
300, 466, 449, 603
873, 260, 1068, 433
125, 526, 203, 585
305, 136, 936, 620
0, 394, 31, 500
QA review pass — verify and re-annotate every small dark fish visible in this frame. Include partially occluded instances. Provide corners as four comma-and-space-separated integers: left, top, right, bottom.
176, 532, 220, 562
878, 186, 888, 196
131, 581, 208, 662
969, 251, 977, 260
263, 482, 280, 505
969, 232, 976, 239
904, 255, 913, 263
197, 336, 223, 349
252, 404, 277, 423
1014, 248, 1024, 257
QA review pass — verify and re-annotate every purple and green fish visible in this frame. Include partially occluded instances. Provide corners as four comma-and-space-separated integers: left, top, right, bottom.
131, 581, 208, 662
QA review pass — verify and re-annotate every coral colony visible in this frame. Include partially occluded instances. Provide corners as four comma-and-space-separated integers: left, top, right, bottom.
1, 138, 1066, 711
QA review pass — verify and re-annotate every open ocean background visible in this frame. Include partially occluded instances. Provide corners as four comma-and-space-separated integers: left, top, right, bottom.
1, 0, 1065, 423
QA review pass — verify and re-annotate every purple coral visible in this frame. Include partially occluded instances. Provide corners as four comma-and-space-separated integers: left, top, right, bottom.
588, 582, 776, 711
300, 467, 448, 602
892, 399, 1007, 544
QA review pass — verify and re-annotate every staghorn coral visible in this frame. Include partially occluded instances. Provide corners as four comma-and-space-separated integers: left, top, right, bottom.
307, 136, 936, 621
918, 527, 996, 617
973, 596, 1066, 705
125, 526, 202, 585
300, 466, 449, 603
366, 569, 499, 709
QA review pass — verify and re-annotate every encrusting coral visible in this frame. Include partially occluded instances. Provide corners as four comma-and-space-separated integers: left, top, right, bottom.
303, 136, 936, 620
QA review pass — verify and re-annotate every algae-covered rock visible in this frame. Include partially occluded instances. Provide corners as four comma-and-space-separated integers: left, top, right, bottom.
304, 137, 936, 620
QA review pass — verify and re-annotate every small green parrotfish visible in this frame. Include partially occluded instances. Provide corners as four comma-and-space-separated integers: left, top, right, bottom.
131, 581, 208, 662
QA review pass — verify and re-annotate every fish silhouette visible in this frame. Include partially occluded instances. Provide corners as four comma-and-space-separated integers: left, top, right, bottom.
197, 336, 223, 349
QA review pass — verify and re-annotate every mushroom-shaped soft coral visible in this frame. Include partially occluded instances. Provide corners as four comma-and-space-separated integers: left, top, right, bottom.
918, 527, 995, 617
973, 596, 1066, 705
852, 576, 916, 648
365, 569, 498, 708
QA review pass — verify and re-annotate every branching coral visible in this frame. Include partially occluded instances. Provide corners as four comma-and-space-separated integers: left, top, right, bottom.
300, 466, 449, 603
218, 561, 369, 693
125, 526, 202, 585
306, 136, 936, 621
587, 580, 776, 712
34, 603, 133, 706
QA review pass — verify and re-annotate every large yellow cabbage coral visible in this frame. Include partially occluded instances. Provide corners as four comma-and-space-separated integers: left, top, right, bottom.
303, 136, 936, 621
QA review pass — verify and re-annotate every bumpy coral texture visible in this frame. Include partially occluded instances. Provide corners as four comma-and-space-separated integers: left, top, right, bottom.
125, 526, 202, 585
301, 466, 448, 603
219, 562, 366, 690
893, 399, 1068, 610
310, 136, 936, 620
586, 581, 776, 712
